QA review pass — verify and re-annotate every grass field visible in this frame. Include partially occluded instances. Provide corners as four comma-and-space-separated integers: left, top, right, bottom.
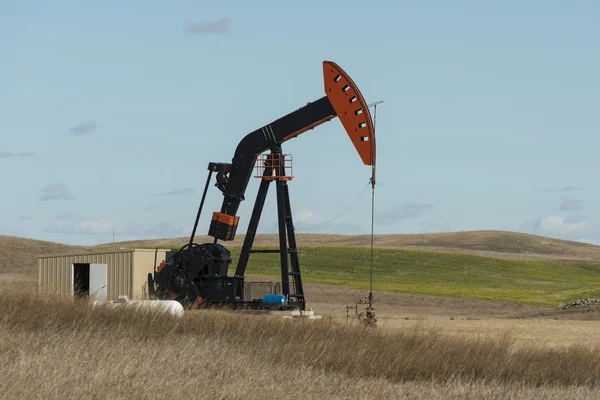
4, 233, 600, 398
230, 246, 600, 306
2, 289, 600, 399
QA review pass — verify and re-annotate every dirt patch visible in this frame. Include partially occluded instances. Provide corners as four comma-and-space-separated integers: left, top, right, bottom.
246, 275, 550, 319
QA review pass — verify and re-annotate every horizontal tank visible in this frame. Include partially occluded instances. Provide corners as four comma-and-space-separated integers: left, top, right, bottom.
120, 300, 184, 317
93, 295, 184, 317
263, 294, 287, 308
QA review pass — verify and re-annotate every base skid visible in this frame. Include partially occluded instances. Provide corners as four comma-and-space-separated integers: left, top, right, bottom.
191, 306, 323, 319
241, 309, 323, 319
192, 299, 269, 311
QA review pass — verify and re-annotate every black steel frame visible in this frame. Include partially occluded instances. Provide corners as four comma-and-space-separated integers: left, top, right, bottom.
152, 98, 337, 310
215, 96, 335, 219
235, 145, 305, 310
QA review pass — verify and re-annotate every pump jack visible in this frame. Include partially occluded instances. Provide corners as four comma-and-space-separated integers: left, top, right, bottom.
147, 61, 376, 310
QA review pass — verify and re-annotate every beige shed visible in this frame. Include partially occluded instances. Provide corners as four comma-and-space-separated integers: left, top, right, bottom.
38, 248, 172, 300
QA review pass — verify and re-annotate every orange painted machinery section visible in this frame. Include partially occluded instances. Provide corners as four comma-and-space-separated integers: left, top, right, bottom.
323, 60, 376, 166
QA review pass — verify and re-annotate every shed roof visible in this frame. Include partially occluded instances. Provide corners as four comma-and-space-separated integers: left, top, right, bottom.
38, 248, 173, 258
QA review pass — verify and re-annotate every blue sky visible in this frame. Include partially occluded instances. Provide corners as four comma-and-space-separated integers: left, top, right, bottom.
1, 1, 599, 245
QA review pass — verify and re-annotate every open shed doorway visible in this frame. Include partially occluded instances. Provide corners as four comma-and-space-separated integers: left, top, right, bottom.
72, 263, 107, 299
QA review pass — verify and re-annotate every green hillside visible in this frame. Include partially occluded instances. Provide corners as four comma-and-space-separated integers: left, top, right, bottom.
231, 246, 600, 306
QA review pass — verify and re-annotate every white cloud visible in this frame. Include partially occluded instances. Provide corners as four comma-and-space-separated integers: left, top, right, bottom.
418, 219, 451, 234
294, 209, 325, 225
542, 186, 586, 193
185, 17, 232, 35
0, 225, 28, 237
538, 215, 590, 235
155, 188, 195, 196
40, 183, 75, 201
258, 208, 366, 235
44, 218, 190, 240
44, 218, 114, 235
118, 221, 190, 238
375, 202, 434, 225
521, 215, 600, 243
56, 213, 75, 220
558, 198, 583, 211
68, 121, 97, 136
0, 151, 36, 158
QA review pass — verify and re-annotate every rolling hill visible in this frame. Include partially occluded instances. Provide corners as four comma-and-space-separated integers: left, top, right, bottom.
0, 235, 87, 275
2, 230, 599, 275
107, 230, 600, 261
2, 231, 600, 306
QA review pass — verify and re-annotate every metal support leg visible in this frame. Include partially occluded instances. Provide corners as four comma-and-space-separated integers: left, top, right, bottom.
276, 177, 290, 298
233, 148, 305, 309
235, 165, 273, 277
281, 180, 305, 309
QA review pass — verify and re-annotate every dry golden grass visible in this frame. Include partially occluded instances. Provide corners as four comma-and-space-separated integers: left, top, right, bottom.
3, 289, 600, 399
5, 231, 600, 397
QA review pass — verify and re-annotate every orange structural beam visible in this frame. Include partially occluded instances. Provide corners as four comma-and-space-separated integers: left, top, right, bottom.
323, 60, 375, 166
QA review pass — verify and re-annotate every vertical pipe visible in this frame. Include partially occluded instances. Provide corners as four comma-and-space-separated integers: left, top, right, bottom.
153, 248, 158, 275
368, 102, 379, 308
189, 170, 214, 251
